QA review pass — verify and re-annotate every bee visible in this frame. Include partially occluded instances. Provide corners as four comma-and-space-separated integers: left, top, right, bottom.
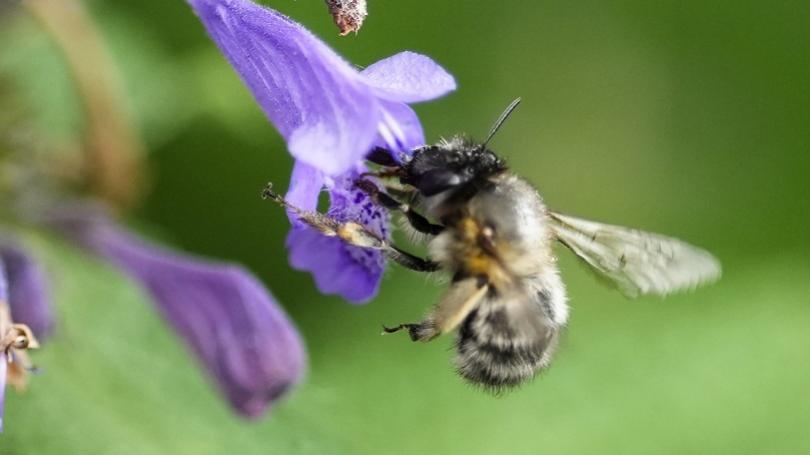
263, 98, 721, 390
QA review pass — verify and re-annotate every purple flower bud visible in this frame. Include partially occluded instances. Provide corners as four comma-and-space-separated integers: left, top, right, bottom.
58, 211, 306, 418
187, 0, 455, 176
0, 240, 54, 341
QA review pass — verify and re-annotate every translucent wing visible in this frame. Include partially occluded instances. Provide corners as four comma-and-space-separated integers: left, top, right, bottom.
548, 212, 721, 297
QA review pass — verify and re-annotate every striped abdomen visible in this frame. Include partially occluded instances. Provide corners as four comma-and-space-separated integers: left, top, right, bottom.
454, 286, 566, 390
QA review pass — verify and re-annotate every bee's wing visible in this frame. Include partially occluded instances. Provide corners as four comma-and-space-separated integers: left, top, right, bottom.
548, 212, 721, 297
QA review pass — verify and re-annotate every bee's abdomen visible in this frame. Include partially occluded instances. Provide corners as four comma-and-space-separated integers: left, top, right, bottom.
454, 299, 561, 390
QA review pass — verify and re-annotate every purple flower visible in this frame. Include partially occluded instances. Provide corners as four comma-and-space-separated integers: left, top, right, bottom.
285, 162, 388, 302
0, 349, 5, 433
0, 254, 41, 432
0, 260, 7, 433
189, 0, 456, 302
0, 240, 54, 340
188, 0, 454, 176
54, 207, 305, 418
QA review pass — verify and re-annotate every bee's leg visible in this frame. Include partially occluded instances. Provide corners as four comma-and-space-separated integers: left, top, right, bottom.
382, 321, 438, 342
355, 179, 445, 235
366, 146, 401, 167
261, 183, 441, 273
383, 278, 489, 342
385, 246, 442, 272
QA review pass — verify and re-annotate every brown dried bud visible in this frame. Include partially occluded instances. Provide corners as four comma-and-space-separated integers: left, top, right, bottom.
324, 0, 367, 35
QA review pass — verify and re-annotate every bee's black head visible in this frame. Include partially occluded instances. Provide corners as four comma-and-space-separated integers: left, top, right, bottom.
401, 137, 507, 196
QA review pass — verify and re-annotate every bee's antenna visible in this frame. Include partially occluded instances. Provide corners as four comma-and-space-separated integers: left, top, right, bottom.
482, 97, 521, 148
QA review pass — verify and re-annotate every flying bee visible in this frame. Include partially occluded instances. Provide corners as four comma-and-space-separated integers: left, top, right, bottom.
262, 98, 721, 390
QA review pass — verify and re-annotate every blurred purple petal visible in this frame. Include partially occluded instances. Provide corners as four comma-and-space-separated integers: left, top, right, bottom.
60, 213, 305, 418
362, 51, 457, 103
0, 257, 7, 302
0, 351, 5, 433
0, 260, 6, 433
0, 247, 43, 431
188, 0, 454, 175
285, 166, 387, 303
0, 240, 54, 340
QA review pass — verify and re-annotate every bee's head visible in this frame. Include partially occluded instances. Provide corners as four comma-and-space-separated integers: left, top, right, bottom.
401, 137, 507, 196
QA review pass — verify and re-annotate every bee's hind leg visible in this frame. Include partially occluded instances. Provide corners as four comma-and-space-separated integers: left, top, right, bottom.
383, 278, 489, 342
261, 183, 441, 273
382, 322, 438, 342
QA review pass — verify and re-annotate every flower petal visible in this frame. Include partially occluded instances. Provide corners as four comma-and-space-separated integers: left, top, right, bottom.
188, 0, 381, 175
284, 161, 324, 227
0, 240, 54, 341
285, 166, 387, 303
0, 260, 8, 433
374, 101, 426, 159
286, 228, 381, 302
59, 212, 306, 418
0, 257, 7, 302
362, 51, 457, 103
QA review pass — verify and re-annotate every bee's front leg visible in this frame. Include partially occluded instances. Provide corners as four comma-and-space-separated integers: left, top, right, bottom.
354, 179, 445, 236
261, 182, 441, 273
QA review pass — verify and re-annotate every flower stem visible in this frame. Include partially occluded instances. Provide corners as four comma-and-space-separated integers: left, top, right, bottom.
24, 0, 145, 211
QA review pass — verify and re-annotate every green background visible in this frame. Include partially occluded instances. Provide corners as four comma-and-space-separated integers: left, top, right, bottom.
2, 0, 809, 453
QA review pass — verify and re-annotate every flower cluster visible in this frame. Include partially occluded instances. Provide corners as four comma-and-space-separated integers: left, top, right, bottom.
188, 0, 456, 302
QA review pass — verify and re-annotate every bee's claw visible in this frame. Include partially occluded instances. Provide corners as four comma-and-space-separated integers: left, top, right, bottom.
381, 324, 404, 335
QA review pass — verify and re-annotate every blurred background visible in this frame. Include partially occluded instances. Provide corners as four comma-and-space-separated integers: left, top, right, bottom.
1, 0, 809, 453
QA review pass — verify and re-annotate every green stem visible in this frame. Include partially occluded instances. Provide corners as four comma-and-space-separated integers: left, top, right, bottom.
24, 0, 145, 211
